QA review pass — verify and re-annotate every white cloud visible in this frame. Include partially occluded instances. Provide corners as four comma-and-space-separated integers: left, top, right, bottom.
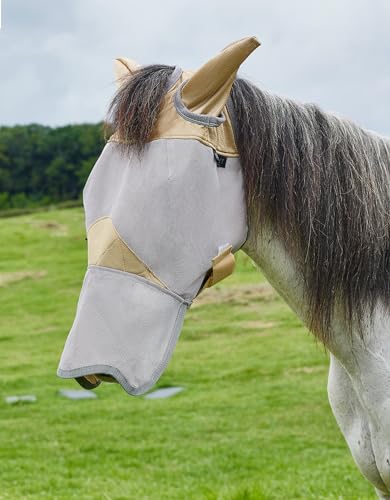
0, 0, 389, 136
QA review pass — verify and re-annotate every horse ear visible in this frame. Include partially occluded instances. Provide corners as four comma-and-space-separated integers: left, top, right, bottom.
181, 36, 260, 117
114, 57, 140, 87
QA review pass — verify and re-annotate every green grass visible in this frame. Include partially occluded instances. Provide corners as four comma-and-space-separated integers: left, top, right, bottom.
0, 208, 375, 499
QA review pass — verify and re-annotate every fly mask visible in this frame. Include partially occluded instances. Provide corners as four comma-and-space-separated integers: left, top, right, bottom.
57, 37, 260, 396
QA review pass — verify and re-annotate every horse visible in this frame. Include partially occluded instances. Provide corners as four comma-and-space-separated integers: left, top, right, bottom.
57, 37, 390, 498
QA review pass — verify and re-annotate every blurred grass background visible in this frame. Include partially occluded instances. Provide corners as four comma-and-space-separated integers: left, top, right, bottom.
0, 208, 375, 499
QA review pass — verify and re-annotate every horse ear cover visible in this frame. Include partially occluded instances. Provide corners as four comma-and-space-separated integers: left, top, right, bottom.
181, 36, 260, 117
114, 57, 140, 87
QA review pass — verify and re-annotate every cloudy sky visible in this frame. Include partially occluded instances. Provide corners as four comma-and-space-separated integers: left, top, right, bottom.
1, 0, 389, 135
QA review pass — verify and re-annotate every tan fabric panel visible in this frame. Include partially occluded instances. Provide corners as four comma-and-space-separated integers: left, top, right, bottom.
110, 73, 240, 157
87, 217, 167, 288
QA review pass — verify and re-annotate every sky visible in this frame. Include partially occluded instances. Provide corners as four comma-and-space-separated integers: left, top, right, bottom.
0, 0, 389, 136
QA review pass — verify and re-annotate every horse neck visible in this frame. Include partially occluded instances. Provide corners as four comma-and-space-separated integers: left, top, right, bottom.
242, 224, 309, 325
243, 222, 390, 378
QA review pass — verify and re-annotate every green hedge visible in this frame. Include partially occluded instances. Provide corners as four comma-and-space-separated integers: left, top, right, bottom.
0, 122, 106, 211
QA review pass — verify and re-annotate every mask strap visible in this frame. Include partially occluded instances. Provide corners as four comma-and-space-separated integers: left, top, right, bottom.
197, 244, 236, 295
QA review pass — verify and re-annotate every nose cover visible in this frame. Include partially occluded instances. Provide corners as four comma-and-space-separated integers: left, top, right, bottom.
57, 37, 259, 395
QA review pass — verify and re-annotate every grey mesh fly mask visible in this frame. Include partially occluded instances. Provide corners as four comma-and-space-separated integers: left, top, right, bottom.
57, 37, 260, 395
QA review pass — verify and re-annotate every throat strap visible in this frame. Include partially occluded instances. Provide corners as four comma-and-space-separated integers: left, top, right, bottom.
201, 244, 235, 291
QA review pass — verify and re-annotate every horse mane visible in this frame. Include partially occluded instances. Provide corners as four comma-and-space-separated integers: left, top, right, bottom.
107, 65, 390, 344
231, 78, 390, 343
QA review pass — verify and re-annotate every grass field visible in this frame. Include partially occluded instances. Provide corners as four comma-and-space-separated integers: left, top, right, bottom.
0, 208, 375, 499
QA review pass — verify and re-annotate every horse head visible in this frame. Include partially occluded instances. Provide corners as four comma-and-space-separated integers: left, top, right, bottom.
57, 37, 260, 396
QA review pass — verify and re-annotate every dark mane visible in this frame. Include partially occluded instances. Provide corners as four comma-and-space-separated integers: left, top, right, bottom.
106, 65, 390, 344
231, 78, 390, 342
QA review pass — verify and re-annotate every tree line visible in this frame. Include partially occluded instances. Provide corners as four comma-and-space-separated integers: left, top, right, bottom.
0, 123, 106, 211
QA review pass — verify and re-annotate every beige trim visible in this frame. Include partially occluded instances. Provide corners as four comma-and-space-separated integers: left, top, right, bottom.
87, 217, 167, 288
110, 132, 240, 158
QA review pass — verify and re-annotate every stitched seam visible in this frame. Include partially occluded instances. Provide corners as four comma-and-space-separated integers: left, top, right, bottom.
108, 135, 240, 157
119, 236, 126, 272
88, 265, 192, 306
96, 238, 118, 266
87, 215, 112, 232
